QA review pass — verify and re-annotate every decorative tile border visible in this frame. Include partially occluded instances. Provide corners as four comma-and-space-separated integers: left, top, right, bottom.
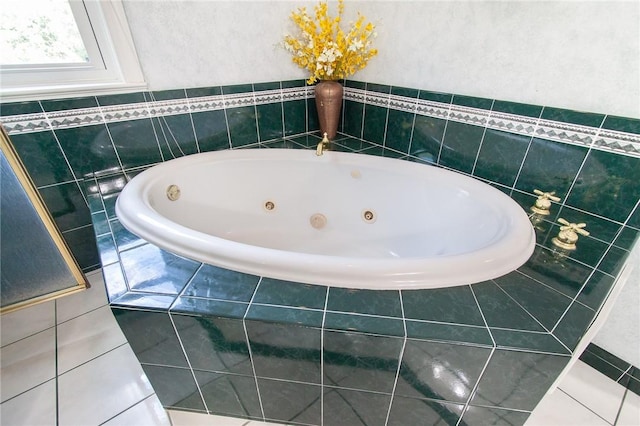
345, 87, 640, 157
2, 84, 639, 157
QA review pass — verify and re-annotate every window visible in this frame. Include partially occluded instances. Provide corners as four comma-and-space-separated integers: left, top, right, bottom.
1, 0, 146, 101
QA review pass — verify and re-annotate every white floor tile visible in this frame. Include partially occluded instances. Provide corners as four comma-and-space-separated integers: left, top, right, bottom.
557, 360, 625, 423
617, 390, 640, 426
526, 388, 610, 426
103, 395, 171, 426
0, 328, 56, 403
0, 379, 56, 426
168, 410, 249, 426
56, 269, 108, 323
56, 305, 127, 373
58, 344, 155, 426
1, 300, 55, 347
167, 410, 290, 426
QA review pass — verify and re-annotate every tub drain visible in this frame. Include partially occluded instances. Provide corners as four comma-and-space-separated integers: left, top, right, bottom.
264, 200, 276, 211
310, 213, 327, 229
362, 209, 376, 223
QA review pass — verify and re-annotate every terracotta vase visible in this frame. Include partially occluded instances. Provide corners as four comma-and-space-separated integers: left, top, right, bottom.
314, 80, 343, 140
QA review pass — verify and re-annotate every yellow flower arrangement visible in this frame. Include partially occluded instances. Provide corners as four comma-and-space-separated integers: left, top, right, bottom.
283, 0, 378, 84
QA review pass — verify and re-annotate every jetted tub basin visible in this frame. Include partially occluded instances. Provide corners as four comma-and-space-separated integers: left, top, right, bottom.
115, 148, 535, 290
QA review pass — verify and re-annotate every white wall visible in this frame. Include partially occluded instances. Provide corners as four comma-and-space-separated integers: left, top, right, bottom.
123, 0, 640, 118
121, 0, 640, 365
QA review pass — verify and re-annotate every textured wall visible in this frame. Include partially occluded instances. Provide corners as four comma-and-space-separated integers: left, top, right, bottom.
122, 0, 640, 117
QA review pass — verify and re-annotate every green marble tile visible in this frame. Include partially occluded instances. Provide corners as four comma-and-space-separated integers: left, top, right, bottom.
324, 330, 403, 393
41, 96, 97, 111
246, 321, 321, 383
402, 286, 485, 326
323, 387, 391, 426
283, 99, 307, 136
384, 109, 414, 154
324, 312, 404, 337
107, 119, 163, 169
541, 107, 605, 128
54, 124, 120, 177
10, 130, 74, 187
598, 245, 630, 276
363, 104, 387, 144
141, 364, 205, 410
395, 339, 491, 402
63, 226, 100, 271
327, 287, 402, 317
460, 406, 531, 426
113, 308, 189, 366
366, 83, 391, 94
491, 329, 570, 354
494, 271, 573, 330
471, 349, 568, 411
110, 219, 146, 251
186, 86, 222, 98
518, 246, 593, 299
171, 297, 248, 319
0, 100, 43, 115
110, 292, 176, 311
472, 281, 545, 331
172, 314, 253, 375
473, 128, 530, 186
191, 109, 230, 152
613, 226, 639, 251
344, 80, 366, 90
257, 102, 284, 141
452, 95, 493, 110
577, 270, 615, 311
96, 234, 118, 266
438, 121, 484, 173
257, 378, 321, 425
102, 262, 128, 301
151, 89, 186, 101
226, 106, 259, 147
343, 99, 365, 138
97, 92, 146, 106
418, 90, 453, 104
565, 148, 640, 223
151, 114, 198, 156
601, 115, 640, 134
91, 211, 109, 236
491, 100, 543, 118
119, 244, 200, 295
514, 137, 588, 200
391, 86, 419, 98
282, 79, 306, 89
38, 182, 91, 231
409, 115, 446, 164
182, 264, 259, 302
387, 396, 463, 426
246, 305, 323, 328
252, 277, 327, 309
222, 83, 254, 95
552, 301, 596, 349
405, 321, 493, 346
195, 371, 262, 419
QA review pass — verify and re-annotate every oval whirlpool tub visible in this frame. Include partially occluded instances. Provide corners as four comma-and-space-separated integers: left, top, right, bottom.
115, 148, 535, 290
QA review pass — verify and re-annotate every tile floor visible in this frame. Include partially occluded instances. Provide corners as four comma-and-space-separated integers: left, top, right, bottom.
1, 270, 638, 426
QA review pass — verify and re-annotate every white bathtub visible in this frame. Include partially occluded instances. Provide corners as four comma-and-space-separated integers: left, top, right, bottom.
115, 148, 535, 290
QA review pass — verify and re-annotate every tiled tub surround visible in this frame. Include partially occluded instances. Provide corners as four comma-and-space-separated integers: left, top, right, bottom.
2, 80, 640, 425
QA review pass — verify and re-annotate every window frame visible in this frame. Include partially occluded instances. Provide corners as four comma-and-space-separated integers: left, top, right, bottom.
1, 0, 146, 102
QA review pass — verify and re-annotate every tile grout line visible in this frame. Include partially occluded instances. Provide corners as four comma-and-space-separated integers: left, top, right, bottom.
557, 388, 615, 425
